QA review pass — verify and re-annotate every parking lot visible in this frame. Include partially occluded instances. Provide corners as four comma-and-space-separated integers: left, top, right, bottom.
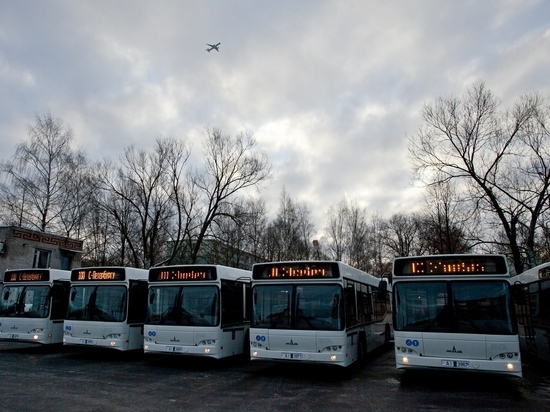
0, 341, 549, 411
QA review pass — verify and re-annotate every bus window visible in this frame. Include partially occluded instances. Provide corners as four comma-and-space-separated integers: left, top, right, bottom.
394, 282, 449, 332
453, 282, 515, 334
21, 286, 51, 318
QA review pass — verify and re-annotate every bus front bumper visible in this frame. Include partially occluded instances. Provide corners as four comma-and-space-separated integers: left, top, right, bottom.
0, 331, 51, 344
144, 342, 221, 358
395, 353, 522, 377
63, 335, 129, 350
250, 347, 349, 367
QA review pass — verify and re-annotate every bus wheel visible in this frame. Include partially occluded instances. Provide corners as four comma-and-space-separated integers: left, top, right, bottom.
357, 333, 367, 365
243, 329, 251, 362
385, 323, 391, 344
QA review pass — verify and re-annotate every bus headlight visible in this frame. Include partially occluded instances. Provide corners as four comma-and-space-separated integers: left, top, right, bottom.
29, 328, 44, 333
507, 363, 515, 371
396, 346, 415, 355
105, 333, 122, 339
198, 339, 216, 346
321, 345, 343, 353
498, 352, 519, 359
250, 341, 263, 348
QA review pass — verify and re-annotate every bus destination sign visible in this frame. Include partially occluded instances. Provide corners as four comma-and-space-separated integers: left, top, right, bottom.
149, 266, 217, 282
393, 255, 507, 276
4, 270, 50, 282
71, 268, 126, 282
252, 262, 340, 280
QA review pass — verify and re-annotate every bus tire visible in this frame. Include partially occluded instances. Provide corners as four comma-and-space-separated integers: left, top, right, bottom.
357, 333, 367, 365
243, 329, 251, 362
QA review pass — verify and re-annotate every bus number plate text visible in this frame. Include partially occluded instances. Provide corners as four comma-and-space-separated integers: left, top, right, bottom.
282, 352, 303, 359
165, 346, 183, 353
7, 334, 19, 339
80, 339, 94, 344
442, 360, 469, 368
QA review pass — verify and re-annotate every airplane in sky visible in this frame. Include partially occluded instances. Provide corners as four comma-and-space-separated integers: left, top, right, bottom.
206, 43, 221, 52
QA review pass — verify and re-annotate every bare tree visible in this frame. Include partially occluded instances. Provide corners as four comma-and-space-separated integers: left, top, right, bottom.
0, 114, 88, 235
324, 199, 372, 272
409, 82, 550, 273
263, 189, 314, 261
381, 213, 424, 257
184, 128, 271, 264
420, 179, 473, 254
325, 202, 346, 261
95, 137, 190, 268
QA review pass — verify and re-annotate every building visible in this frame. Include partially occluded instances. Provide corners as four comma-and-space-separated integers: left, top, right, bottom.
0, 226, 83, 274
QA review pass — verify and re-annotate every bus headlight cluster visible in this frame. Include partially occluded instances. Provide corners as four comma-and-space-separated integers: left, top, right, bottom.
396, 346, 415, 354
144, 335, 154, 342
198, 339, 216, 346
29, 328, 44, 333
498, 352, 519, 359
64, 330, 72, 336
321, 345, 343, 352
105, 333, 122, 339
250, 341, 263, 348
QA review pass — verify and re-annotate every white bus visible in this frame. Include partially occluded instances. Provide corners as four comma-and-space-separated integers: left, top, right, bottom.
0, 269, 71, 344
144, 265, 251, 359
63, 267, 149, 351
250, 261, 391, 367
392, 254, 522, 377
512, 262, 550, 363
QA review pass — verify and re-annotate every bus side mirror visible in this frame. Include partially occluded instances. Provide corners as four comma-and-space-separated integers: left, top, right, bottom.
377, 280, 388, 301
2, 289, 9, 301
70, 289, 77, 302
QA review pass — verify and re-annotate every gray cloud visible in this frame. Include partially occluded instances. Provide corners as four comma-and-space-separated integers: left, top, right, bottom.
1, 0, 549, 232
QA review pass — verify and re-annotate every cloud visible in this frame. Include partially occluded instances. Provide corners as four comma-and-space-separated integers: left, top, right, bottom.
0, 0, 549, 232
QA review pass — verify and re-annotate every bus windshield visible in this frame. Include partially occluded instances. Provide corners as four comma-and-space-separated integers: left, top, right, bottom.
147, 286, 219, 327
67, 285, 127, 322
0, 285, 51, 318
394, 280, 515, 335
253, 284, 343, 331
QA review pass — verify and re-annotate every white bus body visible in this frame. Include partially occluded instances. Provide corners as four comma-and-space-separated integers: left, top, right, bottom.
512, 262, 550, 363
63, 267, 149, 351
250, 261, 391, 367
144, 265, 251, 359
392, 254, 522, 377
0, 269, 71, 344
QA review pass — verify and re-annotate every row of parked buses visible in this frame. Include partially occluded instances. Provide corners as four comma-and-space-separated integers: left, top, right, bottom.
0, 261, 391, 367
1, 254, 548, 378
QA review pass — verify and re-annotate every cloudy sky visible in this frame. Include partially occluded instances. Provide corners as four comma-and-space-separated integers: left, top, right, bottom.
1, 0, 549, 232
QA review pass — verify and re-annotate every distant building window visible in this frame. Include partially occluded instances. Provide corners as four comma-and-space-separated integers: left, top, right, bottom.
60, 252, 73, 270
33, 249, 51, 268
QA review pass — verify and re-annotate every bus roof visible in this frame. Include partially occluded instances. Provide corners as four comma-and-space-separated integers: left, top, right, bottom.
252, 260, 381, 286
4, 268, 71, 283
514, 261, 550, 284
392, 254, 509, 278
149, 264, 251, 283
70, 266, 149, 282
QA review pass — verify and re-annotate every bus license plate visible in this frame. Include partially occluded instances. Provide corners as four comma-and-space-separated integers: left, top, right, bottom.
165, 346, 183, 353
442, 360, 469, 368
80, 339, 94, 344
7, 334, 19, 339
282, 353, 303, 359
